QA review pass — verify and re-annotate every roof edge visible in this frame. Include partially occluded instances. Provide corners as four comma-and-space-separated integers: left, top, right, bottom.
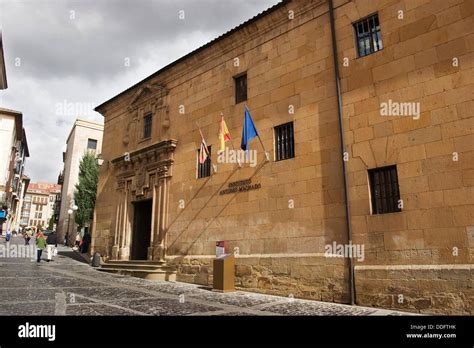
95, 0, 289, 113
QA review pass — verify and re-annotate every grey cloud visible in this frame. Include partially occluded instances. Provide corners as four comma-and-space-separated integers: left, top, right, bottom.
0, 0, 280, 182
2, 0, 279, 81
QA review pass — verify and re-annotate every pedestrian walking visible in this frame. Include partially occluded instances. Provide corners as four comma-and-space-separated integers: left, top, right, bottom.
80, 231, 91, 254
23, 232, 30, 245
5, 229, 11, 242
35, 231, 47, 263
74, 233, 81, 250
46, 232, 58, 262
64, 232, 69, 246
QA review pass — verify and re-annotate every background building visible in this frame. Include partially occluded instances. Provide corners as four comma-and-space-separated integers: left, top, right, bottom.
11, 174, 30, 232
20, 182, 61, 230
92, 0, 473, 315
0, 107, 29, 234
57, 119, 103, 242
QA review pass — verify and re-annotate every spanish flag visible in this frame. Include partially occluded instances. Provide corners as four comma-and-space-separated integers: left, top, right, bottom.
218, 114, 231, 153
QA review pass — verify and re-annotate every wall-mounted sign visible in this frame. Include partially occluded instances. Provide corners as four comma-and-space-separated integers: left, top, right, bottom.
219, 178, 261, 195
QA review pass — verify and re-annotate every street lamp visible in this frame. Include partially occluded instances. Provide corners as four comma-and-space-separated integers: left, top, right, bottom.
96, 154, 105, 166
66, 205, 78, 247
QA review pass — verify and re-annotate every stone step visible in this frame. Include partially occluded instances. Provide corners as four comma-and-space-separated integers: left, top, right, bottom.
98, 261, 177, 281
105, 260, 167, 266
100, 263, 174, 271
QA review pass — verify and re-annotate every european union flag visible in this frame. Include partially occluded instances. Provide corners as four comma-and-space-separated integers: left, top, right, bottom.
241, 105, 259, 151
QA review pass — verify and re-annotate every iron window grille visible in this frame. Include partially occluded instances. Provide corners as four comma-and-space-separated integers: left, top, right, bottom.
354, 13, 383, 57
143, 113, 153, 138
368, 165, 401, 214
274, 122, 295, 161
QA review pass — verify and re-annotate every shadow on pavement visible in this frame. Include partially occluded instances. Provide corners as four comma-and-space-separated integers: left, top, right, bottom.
58, 249, 90, 264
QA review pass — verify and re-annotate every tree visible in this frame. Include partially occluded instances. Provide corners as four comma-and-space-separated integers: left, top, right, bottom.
74, 152, 99, 229
48, 216, 54, 231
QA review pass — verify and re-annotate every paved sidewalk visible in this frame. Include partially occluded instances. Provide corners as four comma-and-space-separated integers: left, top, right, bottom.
0, 236, 413, 316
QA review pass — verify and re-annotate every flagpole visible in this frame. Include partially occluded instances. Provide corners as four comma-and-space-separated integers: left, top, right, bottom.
257, 136, 270, 162
245, 104, 270, 162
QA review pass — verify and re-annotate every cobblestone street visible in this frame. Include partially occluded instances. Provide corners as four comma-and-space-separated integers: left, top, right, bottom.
0, 236, 411, 316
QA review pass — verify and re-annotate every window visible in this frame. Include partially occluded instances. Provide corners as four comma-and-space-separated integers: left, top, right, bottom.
87, 138, 97, 150
354, 13, 382, 57
234, 73, 247, 104
197, 145, 212, 179
143, 113, 153, 138
368, 165, 401, 214
50, 196, 54, 202
274, 122, 295, 161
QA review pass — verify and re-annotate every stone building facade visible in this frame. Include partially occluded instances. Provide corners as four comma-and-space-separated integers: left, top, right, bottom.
93, 0, 473, 314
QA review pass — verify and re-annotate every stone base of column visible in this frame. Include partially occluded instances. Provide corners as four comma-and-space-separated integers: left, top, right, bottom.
111, 245, 119, 260
119, 247, 129, 260
147, 246, 154, 260
153, 244, 165, 262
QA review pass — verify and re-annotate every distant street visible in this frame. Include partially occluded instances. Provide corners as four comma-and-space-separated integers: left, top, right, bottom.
0, 235, 411, 316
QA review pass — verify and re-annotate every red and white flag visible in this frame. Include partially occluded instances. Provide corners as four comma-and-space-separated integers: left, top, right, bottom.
198, 129, 210, 164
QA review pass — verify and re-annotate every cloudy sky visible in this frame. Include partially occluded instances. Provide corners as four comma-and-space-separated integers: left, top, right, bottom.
0, 0, 279, 183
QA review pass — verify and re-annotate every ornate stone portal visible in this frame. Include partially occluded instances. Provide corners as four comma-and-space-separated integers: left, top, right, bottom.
110, 139, 177, 262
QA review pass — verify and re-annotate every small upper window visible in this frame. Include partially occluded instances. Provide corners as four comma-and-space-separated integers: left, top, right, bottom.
368, 165, 401, 215
354, 13, 382, 57
87, 138, 97, 150
234, 73, 247, 104
143, 113, 153, 138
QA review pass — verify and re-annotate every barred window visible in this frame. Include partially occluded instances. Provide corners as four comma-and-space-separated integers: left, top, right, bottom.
234, 73, 247, 104
197, 145, 211, 179
368, 165, 401, 214
274, 122, 295, 161
143, 113, 152, 138
354, 13, 383, 57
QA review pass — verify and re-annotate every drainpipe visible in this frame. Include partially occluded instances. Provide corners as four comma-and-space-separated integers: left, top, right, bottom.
328, 0, 356, 305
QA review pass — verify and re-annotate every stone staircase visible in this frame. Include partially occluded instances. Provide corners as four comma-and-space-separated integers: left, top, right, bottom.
98, 260, 177, 281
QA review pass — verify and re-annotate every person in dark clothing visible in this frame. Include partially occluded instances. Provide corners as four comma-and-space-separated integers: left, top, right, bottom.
46, 232, 58, 262
80, 232, 91, 253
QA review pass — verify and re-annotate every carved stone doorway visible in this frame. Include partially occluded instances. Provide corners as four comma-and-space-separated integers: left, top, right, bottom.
131, 199, 152, 260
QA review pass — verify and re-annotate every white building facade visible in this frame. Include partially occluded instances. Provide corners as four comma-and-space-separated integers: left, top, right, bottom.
57, 119, 103, 241
0, 107, 29, 233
